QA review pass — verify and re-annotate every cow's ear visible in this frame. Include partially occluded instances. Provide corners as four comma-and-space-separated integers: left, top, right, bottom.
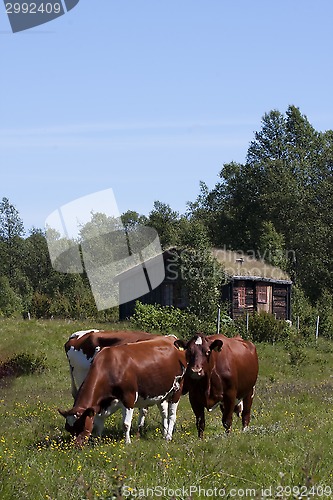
58, 408, 71, 418
210, 339, 223, 352
174, 339, 187, 351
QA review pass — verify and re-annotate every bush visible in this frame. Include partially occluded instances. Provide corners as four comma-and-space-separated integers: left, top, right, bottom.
0, 353, 47, 378
130, 301, 219, 338
234, 311, 293, 344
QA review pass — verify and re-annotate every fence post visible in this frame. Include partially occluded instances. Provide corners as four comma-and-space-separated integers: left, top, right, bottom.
246, 313, 249, 333
315, 315, 320, 342
217, 305, 221, 334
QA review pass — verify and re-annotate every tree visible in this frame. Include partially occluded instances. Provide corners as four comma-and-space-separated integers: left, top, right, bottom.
147, 201, 180, 249
179, 246, 225, 322
121, 210, 148, 230
186, 105, 333, 301
0, 198, 25, 282
0, 276, 22, 317
258, 221, 287, 271
0, 197, 24, 241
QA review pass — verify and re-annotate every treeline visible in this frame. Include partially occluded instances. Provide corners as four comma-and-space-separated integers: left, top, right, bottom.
0, 197, 222, 321
1, 105, 333, 323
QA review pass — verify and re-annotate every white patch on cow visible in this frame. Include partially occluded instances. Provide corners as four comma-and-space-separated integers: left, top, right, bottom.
69, 329, 100, 340
122, 406, 135, 444
135, 371, 184, 409
235, 400, 243, 416
165, 401, 179, 441
135, 394, 167, 408
195, 336, 203, 345
66, 346, 94, 393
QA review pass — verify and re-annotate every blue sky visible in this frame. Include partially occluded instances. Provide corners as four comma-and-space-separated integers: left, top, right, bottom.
1, 0, 333, 233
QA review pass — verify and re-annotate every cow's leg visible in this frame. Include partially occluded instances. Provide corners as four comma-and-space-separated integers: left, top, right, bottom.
158, 401, 169, 438
241, 386, 255, 430
122, 406, 134, 444
92, 400, 122, 437
137, 408, 148, 436
221, 392, 236, 433
165, 401, 179, 441
92, 415, 107, 437
234, 400, 243, 417
189, 392, 205, 438
69, 368, 77, 400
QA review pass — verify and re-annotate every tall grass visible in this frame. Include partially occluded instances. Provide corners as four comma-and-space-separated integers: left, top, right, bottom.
0, 319, 332, 499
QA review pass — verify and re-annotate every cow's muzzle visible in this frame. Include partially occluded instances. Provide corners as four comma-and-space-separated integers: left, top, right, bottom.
189, 367, 204, 379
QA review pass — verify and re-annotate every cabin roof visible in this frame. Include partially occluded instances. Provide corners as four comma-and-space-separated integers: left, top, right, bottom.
212, 248, 292, 283
115, 246, 292, 284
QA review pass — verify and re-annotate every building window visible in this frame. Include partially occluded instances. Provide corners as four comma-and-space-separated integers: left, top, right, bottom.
257, 286, 267, 304
238, 287, 246, 307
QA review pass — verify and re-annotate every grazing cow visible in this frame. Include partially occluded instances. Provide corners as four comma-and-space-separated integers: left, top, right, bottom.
59, 336, 187, 446
64, 329, 156, 435
175, 333, 258, 438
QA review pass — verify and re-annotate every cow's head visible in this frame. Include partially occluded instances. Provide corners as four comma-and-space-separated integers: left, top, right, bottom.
58, 407, 95, 447
174, 334, 223, 379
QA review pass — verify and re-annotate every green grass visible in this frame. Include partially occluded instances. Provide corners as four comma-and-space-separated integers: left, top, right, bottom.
0, 319, 333, 499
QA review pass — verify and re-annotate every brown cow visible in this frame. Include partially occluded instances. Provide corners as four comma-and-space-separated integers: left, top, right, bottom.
175, 333, 258, 438
65, 329, 157, 436
59, 336, 187, 446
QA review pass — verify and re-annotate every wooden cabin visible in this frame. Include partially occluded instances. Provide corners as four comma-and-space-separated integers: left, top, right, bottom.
214, 249, 292, 320
118, 247, 292, 321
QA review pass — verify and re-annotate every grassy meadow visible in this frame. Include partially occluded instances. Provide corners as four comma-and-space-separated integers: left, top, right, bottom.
0, 319, 332, 499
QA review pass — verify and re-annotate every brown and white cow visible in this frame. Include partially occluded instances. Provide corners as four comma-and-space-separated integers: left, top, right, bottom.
175, 333, 258, 438
64, 329, 156, 436
59, 336, 187, 446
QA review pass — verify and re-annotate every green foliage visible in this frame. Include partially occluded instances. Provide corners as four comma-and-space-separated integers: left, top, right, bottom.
284, 333, 307, 367
316, 289, 333, 340
234, 311, 309, 367
0, 197, 25, 241
187, 105, 333, 302
30, 292, 51, 318
178, 247, 225, 324
0, 276, 22, 317
258, 221, 288, 270
131, 301, 218, 337
147, 201, 180, 248
234, 311, 292, 344
292, 285, 318, 339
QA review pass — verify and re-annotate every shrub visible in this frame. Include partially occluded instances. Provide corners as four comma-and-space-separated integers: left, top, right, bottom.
234, 311, 293, 344
130, 301, 219, 338
0, 353, 47, 378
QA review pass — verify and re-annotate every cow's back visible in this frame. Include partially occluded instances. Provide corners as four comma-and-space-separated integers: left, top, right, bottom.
87, 336, 186, 404
65, 329, 157, 397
